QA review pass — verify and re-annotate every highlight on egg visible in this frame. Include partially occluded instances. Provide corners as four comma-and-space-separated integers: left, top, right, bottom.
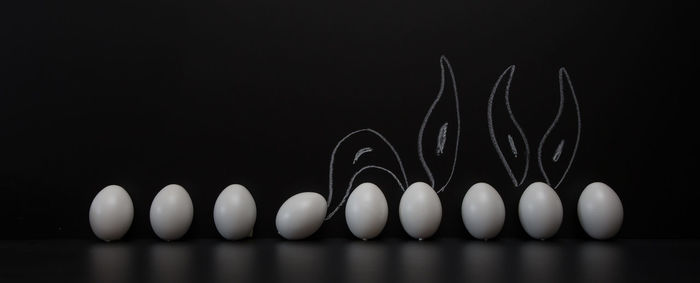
399, 182, 442, 240
276, 192, 327, 240
461, 182, 505, 240
89, 185, 134, 242
345, 182, 388, 240
518, 182, 563, 240
578, 182, 623, 240
149, 184, 194, 241
213, 184, 257, 240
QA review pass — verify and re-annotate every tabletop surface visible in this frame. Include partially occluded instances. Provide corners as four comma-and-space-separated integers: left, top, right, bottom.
1, 238, 698, 283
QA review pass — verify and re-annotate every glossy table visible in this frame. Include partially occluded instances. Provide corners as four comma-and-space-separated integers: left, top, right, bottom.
1, 238, 698, 283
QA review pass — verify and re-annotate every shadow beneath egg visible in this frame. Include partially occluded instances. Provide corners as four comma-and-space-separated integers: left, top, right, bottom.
80, 238, 631, 283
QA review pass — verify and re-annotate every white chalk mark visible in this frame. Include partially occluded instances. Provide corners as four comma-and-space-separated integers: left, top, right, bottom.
326, 128, 409, 220
537, 68, 581, 189
418, 55, 461, 194
436, 123, 448, 156
487, 65, 530, 187
325, 165, 406, 220
552, 140, 565, 162
507, 134, 518, 158
325, 56, 462, 219
353, 147, 374, 164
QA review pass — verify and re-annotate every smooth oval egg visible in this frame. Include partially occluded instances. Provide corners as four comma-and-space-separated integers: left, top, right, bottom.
578, 182, 623, 240
461, 182, 505, 240
518, 182, 563, 240
89, 185, 134, 242
399, 182, 442, 240
345, 182, 388, 240
214, 184, 257, 240
276, 192, 327, 240
149, 184, 194, 241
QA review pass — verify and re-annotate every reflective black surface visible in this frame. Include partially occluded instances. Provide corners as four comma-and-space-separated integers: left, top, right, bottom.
1, 239, 698, 282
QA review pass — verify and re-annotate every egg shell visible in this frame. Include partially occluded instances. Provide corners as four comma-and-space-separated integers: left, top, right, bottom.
214, 184, 257, 240
345, 183, 388, 240
89, 185, 134, 242
399, 182, 442, 240
461, 182, 505, 240
518, 182, 563, 240
276, 192, 327, 240
578, 182, 623, 240
149, 184, 194, 241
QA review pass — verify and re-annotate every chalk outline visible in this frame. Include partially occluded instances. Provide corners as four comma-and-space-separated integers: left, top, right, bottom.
552, 140, 565, 162
325, 56, 461, 219
353, 147, 374, 164
325, 128, 409, 220
323, 59, 581, 221
436, 122, 448, 156
507, 134, 518, 158
487, 65, 530, 187
417, 55, 461, 194
537, 68, 581, 189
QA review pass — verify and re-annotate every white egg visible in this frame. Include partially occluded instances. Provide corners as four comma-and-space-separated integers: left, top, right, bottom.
276, 192, 327, 240
399, 182, 442, 240
461, 182, 505, 240
518, 182, 563, 240
213, 184, 257, 240
89, 185, 134, 242
345, 183, 388, 240
149, 184, 194, 241
578, 182, 623, 240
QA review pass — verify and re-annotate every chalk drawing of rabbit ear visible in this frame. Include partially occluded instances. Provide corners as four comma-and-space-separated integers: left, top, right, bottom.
487, 65, 530, 187
537, 68, 582, 189
417, 55, 461, 193
325, 128, 409, 219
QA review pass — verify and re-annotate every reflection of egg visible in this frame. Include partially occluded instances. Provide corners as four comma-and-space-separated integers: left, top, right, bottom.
89, 185, 134, 242
461, 182, 505, 240
399, 182, 442, 240
276, 192, 327, 240
518, 182, 562, 240
213, 184, 257, 240
578, 182, 623, 240
150, 184, 194, 241
345, 183, 388, 240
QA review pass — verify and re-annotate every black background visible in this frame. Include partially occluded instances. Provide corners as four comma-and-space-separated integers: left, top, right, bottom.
0, 0, 696, 240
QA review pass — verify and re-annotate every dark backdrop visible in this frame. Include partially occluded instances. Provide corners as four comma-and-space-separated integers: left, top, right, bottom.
0, 0, 696, 239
